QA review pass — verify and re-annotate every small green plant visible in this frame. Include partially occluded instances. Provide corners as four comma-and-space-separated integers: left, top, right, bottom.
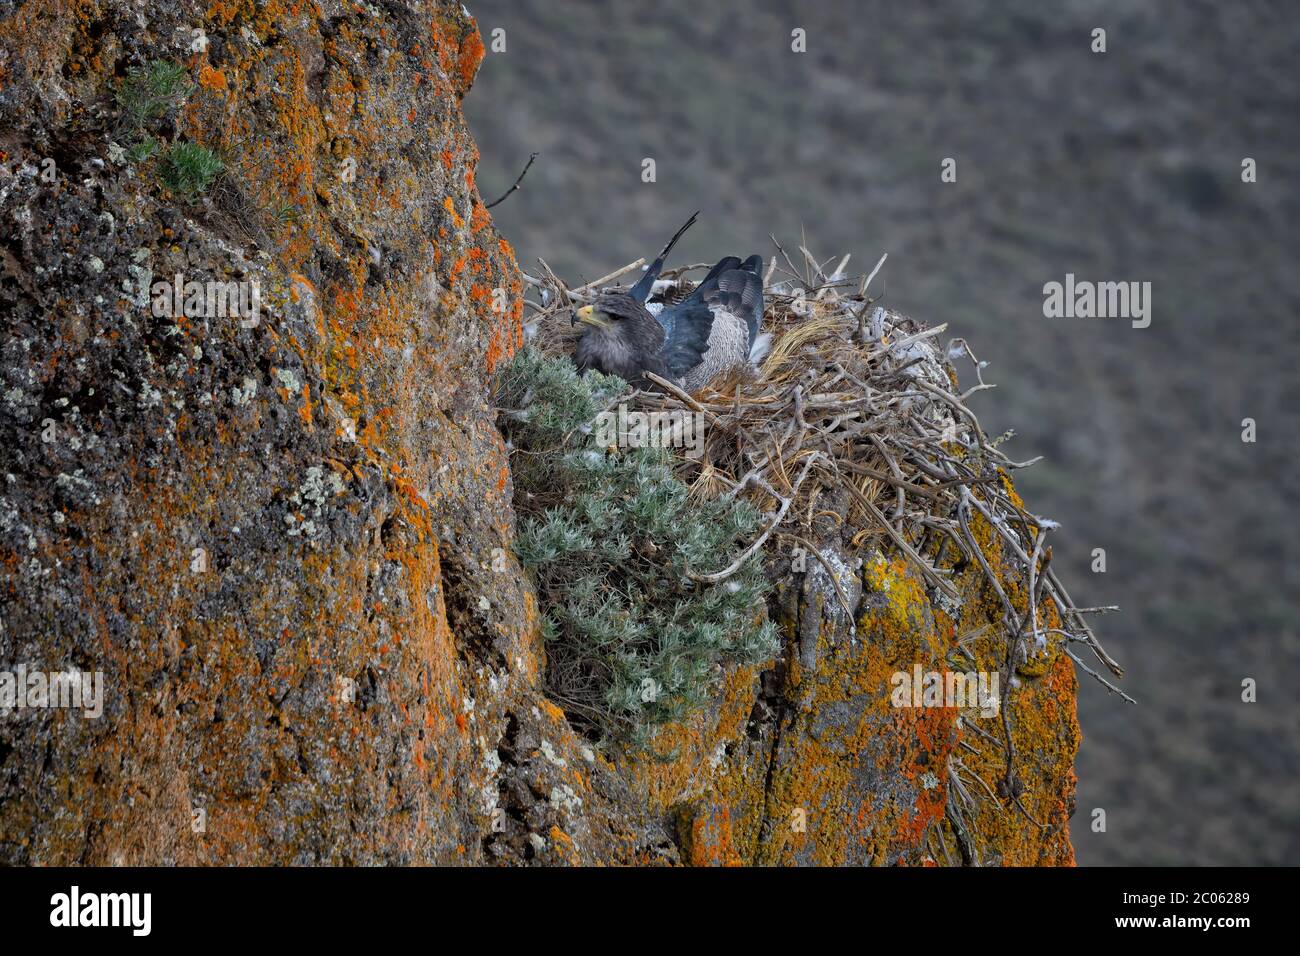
115, 60, 192, 132
266, 198, 301, 227
159, 142, 224, 199
125, 136, 158, 164
497, 348, 779, 750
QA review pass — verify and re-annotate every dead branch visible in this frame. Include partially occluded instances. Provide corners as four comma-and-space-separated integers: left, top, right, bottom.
485, 151, 538, 209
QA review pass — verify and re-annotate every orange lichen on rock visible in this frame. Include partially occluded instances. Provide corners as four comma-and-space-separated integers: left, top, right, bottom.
431, 11, 486, 97
198, 63, 228, 90
613, 499, 1079, 867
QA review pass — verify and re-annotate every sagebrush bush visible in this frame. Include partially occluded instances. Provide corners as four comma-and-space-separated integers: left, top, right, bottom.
159, 142, 224, 199
115, 60, 192, 132
497, 348, 778, 750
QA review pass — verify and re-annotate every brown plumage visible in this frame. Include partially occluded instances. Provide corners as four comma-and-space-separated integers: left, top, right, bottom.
572, 293, 670, 386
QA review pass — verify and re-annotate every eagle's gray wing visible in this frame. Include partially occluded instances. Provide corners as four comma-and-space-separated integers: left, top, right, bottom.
655, 301, 716, 381
651, 254, 739, 341
656, 255, 767, 391
679, 256, 741, 307
734, 255, 765, 345
705, 257, 764, 349
681, 309, 751, 393
676, 255, 763, 345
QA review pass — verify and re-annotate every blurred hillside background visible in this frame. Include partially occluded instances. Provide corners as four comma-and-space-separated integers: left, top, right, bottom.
463, 0, 1300, 865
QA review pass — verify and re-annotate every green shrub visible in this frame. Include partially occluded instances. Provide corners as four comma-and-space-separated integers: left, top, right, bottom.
116, 60, 192, 132
159, 142, 224, 199
125, 136, 158, 164
497, 348, 779, 750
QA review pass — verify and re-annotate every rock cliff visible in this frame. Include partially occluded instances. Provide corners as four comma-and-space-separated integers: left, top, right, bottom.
0, 0, 1077, 865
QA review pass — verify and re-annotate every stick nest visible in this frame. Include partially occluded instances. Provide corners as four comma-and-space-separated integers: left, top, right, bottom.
519, 242, 1127, 705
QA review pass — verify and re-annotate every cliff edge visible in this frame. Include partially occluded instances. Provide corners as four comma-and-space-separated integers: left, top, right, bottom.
0, 1, 1078, 865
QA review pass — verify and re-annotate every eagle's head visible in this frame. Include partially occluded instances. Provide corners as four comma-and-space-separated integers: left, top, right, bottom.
571, 292, 666, 385
571, 292, 659, 333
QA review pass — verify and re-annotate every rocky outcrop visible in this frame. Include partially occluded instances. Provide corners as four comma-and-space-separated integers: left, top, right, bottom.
0, 1, 1076, 864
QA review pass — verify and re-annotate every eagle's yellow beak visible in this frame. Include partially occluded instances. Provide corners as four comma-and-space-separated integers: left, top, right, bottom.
574, 305, 609, 329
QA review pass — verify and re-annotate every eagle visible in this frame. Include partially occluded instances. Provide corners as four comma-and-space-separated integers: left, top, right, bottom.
571, 213, 767, 392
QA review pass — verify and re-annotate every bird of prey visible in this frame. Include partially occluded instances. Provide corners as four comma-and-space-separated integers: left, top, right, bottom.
572, 213, 767, 392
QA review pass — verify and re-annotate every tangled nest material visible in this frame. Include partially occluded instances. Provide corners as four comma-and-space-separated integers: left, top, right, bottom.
519, 240, 1130, 712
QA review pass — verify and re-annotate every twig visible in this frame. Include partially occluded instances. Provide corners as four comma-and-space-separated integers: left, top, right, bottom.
840, 476, 961, 602
860, 252, 888, 298
690, 454, 822, 584
1065, 648, 1137, 704
1045, 567, 1124, 677
769, 234, 803, 288
485, 152, 538, 209
573, 258, 646, 293
785, 533, 856, 621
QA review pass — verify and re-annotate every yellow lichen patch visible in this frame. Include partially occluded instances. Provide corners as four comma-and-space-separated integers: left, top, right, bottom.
628, 663, 762, 811
677, 803, 745, 867
929, 497, 1081, 866
539, 698, 566, 725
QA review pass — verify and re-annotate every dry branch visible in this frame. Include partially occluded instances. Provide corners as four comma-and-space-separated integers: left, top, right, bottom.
485, 151, 538, 209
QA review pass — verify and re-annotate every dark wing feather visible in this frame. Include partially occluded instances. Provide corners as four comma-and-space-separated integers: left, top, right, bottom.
714, 259, 764, 347
651, 255, 735, 341
685, 256, 763, 350
628, 211, 699, 304
680, 256, 741, 306
655, 301, 716, 380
